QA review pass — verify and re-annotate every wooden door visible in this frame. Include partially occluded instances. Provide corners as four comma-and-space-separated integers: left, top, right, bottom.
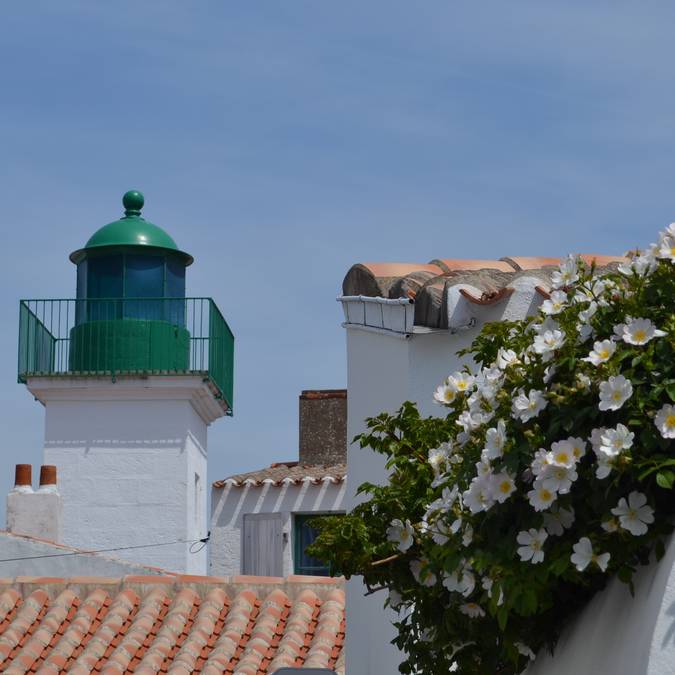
242, 513, 283, 576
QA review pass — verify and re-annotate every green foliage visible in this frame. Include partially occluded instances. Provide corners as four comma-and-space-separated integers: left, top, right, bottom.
310, 232, 675, 673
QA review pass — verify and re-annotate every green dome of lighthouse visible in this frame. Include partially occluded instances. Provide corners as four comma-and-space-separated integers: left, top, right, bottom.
70, 190, 193, 265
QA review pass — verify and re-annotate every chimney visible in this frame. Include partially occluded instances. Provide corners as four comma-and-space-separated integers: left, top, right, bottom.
6, 464, 63, 543
299, 390, 347, 466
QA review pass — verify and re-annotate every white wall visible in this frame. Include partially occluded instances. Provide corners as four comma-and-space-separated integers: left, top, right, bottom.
526, 536, 675, 675
26, 376, 223, 575
0, 531, 168, 577
210, 479, 347, 577
345, 325, 479, 675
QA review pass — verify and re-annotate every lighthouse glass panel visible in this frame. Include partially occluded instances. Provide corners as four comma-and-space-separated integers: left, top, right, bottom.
165, 256, 186, 326
124, 255, 164, 320
86, 255, 123, 321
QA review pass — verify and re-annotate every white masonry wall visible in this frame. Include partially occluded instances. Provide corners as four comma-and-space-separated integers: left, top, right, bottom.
526, 534, 675, 675
210, 479, 347, 577
342, 281, 549, 675
26, 376, 224, 575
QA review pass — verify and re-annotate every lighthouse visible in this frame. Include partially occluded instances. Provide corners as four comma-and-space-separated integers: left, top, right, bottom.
18, 191, 234, 573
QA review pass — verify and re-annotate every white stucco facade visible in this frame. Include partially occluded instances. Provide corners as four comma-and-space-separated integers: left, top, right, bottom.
341, 282, 549, 675
210, 479, 347, 577
526, 534, 675, 675
26, 375, 225, 575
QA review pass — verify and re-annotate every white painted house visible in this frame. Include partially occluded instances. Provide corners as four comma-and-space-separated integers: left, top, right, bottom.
338, 254, 625, 674
210, 389, 347, 577
17, 190, 234, 574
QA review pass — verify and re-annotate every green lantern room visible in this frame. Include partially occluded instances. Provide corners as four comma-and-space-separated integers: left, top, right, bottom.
18, 190, 234, 414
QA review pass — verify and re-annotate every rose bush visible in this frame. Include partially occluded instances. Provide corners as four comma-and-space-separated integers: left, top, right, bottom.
310, 225, 675, 674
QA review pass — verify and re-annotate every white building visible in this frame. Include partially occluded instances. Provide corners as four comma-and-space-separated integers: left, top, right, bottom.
210, 389, 347, 577
338, 254, 624, 674
17, 190, 233, 574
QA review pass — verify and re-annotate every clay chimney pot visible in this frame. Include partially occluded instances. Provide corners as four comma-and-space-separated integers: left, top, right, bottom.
39, 465, 57, 486
14, 464, 32, 487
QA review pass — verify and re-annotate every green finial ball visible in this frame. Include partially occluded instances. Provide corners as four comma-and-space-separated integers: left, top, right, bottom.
122, 190, 144, 216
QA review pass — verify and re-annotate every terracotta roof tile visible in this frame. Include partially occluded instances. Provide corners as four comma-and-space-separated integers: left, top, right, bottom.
342, 254, 626, 329
0, 577, 344, 675
213, 463, 347, 489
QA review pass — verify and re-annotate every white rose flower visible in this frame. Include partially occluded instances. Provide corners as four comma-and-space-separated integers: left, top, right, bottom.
442, 563, 475, 597
589, 427, 607, 453
657, 233, 675, 261
595, 452, 615, 479
541, 290, 568, 316
530, 448, 551, 478
543, 506, 575, 536
428, 445, 450, 472
601, 517, 619, 533
410, 558, 437, 587
547, 439, 578, 468
517, 528, 548, 564
583, 339, 616, 366
527, 484, 557, 511
512, 389, 548, 422
570, 537, 610, 572
459, 602, 485, 618
388, 588, 405, 612
497, 348, 520, 370
611, 491, 655, 536
551, 255, 579, 289
482, 420, 507, 460
655, 404, 675, 439
433, 382, 457, 406
490, 471, 517, 503
599, 375, 633, 411
448, 371, 475, 394
568, 436, 587, 461
387, 518, 415, 552
599, 423, 634, 456
578, 301, 598, 323
539, 465, 577, 495
463, 476, 495, 514
620, 317, 666, 345
533, 329, 566, 356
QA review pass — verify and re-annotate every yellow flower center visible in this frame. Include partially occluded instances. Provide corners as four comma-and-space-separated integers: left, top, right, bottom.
540, 488, 552, 501
634, 329, 647, 342
499, 481, 512, 494
444, 390, 455, 402
666, 414, 675, 429
532, 541, 542, 551
555, 452, 570, 464
599, 349, 609, 359
612, 391, 623, 401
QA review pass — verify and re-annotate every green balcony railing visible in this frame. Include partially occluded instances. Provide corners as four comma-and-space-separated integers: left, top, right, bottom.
18, 297, 234, 414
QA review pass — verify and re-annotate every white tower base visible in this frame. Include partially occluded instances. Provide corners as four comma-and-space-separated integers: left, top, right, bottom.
26, 375, 226, 574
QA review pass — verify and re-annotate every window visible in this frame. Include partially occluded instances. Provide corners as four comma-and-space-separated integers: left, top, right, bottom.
124, 255, 164, 320
293, 513, 334, 576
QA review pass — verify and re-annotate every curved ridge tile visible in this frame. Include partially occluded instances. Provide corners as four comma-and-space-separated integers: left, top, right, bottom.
342, 262, 443, 297
233, 589, 290, 675
168, 588, 229, 675
0, 589, 49, 666
5, 588, 78, 674
37, 588, 111, 675
0, 590, 21, 631
267, 589, 320, 672
304, 590, 345, 670
201, 589, 259, 674
134, 588, 200, 675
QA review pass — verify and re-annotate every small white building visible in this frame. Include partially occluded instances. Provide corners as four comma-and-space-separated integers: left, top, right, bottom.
210, 389, 347, 577
338, 254, 623, 674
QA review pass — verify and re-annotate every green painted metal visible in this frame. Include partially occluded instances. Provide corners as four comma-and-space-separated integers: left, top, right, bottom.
69, 320, 190, 373
17, 297, 234, 414
69, 191, 193, 265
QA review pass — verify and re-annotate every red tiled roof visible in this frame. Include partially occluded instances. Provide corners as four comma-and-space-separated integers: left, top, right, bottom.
213, 464, 347, 489
342, 254, 626, 328
0, 575, 345, 674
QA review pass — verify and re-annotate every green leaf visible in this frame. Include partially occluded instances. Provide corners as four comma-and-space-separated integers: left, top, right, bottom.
656, 471, 675, 489
667, 384, 675, 402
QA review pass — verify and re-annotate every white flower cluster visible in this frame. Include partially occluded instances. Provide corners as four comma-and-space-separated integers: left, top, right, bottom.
385, 223, 673, 629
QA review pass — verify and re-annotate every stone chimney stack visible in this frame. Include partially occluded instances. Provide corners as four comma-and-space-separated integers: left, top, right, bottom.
299, 390, 347, 466
6, 464, 63, 542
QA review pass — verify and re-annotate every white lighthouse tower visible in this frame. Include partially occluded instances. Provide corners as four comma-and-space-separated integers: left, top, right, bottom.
18, 190, 234, 574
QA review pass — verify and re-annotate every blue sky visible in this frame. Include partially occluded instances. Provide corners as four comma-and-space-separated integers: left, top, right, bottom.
0, 1, 672, 521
